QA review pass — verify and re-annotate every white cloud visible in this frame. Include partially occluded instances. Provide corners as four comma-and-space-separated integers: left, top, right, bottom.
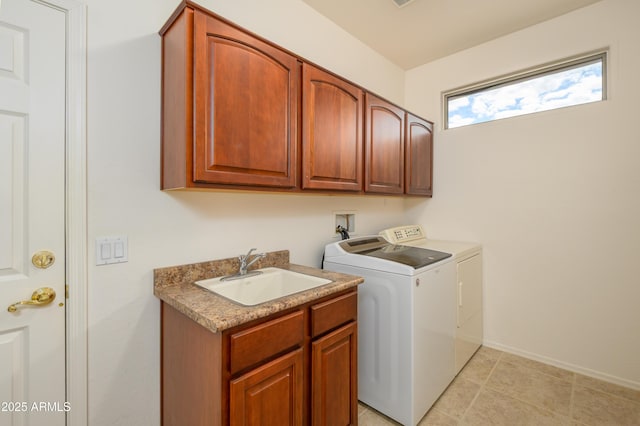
448, 96, 470, 113
448, 114, 477, 128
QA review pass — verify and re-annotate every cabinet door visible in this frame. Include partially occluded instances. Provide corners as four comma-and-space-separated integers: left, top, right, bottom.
302, 63, 363, 191
311, 322, 357, 426
364, 94, 405, 194
405, 113, 433, 196
230, 348, 304, 426
193, 10, 299, 188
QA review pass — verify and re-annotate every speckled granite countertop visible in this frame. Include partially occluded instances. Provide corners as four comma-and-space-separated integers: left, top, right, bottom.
153, 250, 363, 333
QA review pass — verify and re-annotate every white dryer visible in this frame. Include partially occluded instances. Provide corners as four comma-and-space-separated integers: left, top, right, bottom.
380, 225, 483, 373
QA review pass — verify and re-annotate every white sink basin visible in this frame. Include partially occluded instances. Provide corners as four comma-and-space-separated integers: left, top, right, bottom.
195, 267, 332, 306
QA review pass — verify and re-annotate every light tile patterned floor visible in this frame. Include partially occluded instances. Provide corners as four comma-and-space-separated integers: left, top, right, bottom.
358, 346, 640, 425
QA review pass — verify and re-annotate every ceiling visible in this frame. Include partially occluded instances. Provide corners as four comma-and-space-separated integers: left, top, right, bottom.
301, 0, 602, 70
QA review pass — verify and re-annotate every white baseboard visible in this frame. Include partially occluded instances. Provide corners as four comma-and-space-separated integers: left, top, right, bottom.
482, 339, 640, 391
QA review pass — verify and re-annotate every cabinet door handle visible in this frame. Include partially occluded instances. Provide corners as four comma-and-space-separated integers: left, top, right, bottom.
458, 281, 463, 307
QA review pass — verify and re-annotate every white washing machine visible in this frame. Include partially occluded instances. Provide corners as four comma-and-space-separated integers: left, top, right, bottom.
323, 236, 456, 426
379, 225, 483, 373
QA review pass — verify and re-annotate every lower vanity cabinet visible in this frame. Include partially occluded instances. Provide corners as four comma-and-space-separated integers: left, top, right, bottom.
161, 289, 358, 426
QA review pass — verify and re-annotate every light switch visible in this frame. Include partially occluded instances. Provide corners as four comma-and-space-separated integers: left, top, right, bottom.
100, 242, 111, 260
96, 236, 128, 265
114, 241, 124, 258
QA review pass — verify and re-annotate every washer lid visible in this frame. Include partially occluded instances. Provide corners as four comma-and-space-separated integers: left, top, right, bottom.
338, 237, 451, 269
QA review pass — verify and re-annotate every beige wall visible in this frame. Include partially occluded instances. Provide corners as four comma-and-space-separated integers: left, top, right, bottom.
85, 0, 406, 424
84, 0, 640, 424
405, 0, 640, 389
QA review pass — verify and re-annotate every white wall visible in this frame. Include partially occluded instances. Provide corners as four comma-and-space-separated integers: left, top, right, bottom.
83, 0, 640, 423
405, 0, 640, 389
85, 0, 406, 425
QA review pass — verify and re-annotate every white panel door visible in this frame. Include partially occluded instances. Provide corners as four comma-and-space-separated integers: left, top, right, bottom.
0, 0, 67, 424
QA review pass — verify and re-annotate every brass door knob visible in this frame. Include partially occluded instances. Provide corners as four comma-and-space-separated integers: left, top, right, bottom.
32, 251, 55, 269
7, 287, 56, 313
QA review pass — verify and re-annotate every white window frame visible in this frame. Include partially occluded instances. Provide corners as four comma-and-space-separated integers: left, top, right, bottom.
443, 50, 608, 129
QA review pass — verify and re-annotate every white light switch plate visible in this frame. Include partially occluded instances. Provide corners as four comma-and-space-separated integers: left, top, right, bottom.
96, 236, 128, 265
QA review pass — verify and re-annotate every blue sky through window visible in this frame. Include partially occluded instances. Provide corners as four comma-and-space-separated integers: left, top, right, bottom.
447, 59, 604, 129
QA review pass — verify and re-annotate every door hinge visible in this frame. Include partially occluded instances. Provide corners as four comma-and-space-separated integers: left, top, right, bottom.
65, 284, 69, 299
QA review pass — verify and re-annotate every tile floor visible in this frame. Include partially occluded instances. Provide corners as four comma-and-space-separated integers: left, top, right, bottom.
358, 346, 640, 425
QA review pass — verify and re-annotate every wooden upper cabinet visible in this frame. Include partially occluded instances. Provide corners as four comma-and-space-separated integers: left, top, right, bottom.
160, 3, 433, 196
193, 11, 299, 188
161, 6, 299, 190
365, 94, 405, 194
405, 113, 433, 196
302, 63, 363, 191
160, 6, 194, 190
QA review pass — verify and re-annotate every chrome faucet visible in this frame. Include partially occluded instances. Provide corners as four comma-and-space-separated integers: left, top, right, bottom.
238, 248, 265, 275
221, 248, 266, 281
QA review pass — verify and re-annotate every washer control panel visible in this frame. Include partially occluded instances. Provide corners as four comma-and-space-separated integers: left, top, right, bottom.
379, 225, 426, 244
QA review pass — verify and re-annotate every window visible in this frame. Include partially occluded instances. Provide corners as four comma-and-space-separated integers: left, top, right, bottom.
444, 51, 606, 129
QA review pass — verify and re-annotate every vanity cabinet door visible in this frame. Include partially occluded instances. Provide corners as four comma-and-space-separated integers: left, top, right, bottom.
230, 348, 304, 426
192, 10, 299, 188
364, 93, 405, 194
311, 322, 357, 426
302, 63, 363, 191
405, 113, 433, 196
